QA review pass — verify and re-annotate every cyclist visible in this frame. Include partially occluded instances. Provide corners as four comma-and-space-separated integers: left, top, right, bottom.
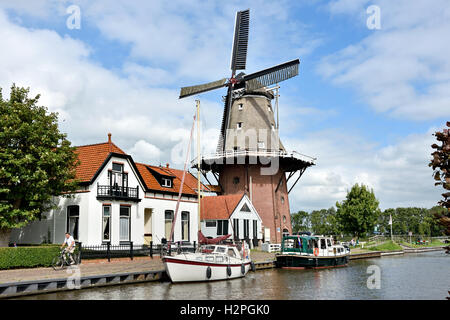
61, 232, 76, 264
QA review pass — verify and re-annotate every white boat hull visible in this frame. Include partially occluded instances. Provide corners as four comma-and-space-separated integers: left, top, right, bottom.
163, 254, 251, 283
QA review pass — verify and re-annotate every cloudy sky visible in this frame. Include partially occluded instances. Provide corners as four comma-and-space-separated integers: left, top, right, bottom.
0, 0, 449, 212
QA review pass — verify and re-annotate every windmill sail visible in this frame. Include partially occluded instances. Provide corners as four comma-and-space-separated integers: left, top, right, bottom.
230, 9, 250, 73
243, 59, 299, 91
179, 78, 228, 99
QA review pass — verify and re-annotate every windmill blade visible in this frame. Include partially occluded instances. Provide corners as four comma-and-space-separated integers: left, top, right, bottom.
230, 9, 250, 73
179, 78, 228, 99
243, 59, 300, 91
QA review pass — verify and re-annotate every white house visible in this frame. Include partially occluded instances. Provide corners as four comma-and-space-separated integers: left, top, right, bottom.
10, 134, 207, 246
200, 194, 263, 247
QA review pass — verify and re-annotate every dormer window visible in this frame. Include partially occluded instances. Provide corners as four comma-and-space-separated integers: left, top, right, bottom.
162, 178, 172, 188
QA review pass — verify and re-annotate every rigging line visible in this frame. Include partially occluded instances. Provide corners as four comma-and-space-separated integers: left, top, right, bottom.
167, 113, 197, 249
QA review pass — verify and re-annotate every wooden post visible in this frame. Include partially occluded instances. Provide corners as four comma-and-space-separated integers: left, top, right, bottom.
107, 242, 111, 262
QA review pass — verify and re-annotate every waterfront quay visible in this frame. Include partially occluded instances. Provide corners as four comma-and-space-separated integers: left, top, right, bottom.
0, 246, 446, 299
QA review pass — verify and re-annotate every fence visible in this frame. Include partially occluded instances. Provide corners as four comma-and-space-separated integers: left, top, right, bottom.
78, 241, 197, 263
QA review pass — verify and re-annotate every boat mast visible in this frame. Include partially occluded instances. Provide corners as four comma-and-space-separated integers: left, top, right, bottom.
196, 99, 201, 241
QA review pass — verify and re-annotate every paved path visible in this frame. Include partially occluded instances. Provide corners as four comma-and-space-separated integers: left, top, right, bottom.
0, 251, 277, 285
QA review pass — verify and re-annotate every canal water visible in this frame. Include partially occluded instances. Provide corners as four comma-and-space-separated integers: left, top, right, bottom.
17, 251, 449, 300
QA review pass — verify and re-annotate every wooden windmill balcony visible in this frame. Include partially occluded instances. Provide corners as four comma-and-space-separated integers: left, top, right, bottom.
97, 183, 141, 202
192, 149, 316, 172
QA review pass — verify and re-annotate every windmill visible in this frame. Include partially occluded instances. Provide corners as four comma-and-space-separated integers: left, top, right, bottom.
179, 9, 315, 244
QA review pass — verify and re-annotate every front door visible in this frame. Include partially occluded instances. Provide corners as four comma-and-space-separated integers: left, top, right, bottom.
144, 208, 152, 245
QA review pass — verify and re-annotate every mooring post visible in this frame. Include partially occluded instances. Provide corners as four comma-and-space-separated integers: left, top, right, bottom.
130, 241, 134, 261
107, 242, 111, 262
149, 241, 153, 258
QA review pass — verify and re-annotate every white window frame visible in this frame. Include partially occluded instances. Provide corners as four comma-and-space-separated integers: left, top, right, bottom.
161, 178, 172, 188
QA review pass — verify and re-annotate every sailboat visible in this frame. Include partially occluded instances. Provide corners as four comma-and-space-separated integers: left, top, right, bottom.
162, 100, 252, 283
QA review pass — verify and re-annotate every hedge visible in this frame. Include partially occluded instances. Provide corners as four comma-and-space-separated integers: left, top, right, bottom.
0, 245, 61, 270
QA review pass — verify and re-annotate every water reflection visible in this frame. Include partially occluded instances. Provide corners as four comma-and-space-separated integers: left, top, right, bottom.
16, 251, 449, 300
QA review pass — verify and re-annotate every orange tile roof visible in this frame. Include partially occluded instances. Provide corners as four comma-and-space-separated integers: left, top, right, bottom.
205, 185, 222, 193
74, 141, 127, 183
135, 163, 197, 196
200, 194, 244, 220
164, 166, 209, 192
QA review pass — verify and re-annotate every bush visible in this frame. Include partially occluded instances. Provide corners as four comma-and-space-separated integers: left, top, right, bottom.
0, 245, 61, 269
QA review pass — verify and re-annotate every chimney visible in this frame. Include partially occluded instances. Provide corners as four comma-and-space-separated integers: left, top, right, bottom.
166, 163, 170, 168
108, 133, 112, 152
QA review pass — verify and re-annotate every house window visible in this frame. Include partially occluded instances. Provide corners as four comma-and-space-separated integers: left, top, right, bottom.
67, 206, 79, 240
165, 210, 174, 241
233, 218, 239, 240
181, 211, 190, 241
161, 178, 172, 188
238, 103, 243, 110
205, 221, 216, 228
243, 220, 249, 239
109, 163, 128, 195
237, 122, 243, 130
102, 205, 111, 242
112, 163, 123, 172
253, 220, 258, 239
233, 177, 240, 185
119, 206, 130, 242
217, 220, 229, 236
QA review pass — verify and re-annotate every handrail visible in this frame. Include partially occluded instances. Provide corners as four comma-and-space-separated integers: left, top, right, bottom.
192, 149, 316, 165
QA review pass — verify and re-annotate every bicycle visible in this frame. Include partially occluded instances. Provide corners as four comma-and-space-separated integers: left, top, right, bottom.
52, 249, 80, 270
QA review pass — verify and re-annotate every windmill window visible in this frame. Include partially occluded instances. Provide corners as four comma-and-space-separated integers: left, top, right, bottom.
271, 124, 275, 131
281, 196, 285, 204
268, 105, 272, 112
237, 122, 243, 130
283, 215, 287, 223
238, 104, 243, 110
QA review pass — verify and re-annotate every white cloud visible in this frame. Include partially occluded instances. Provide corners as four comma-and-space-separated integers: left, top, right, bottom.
127, 140, 162, 164
320, 0, 450, 121
286, 127, 442, 212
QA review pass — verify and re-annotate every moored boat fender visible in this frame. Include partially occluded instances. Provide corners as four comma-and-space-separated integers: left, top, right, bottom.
241, 263, 245, 275
227, 265, 232, 276
206, 266, 212, 279
251, 262, 256, 272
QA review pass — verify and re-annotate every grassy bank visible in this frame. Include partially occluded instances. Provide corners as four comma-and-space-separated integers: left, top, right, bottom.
368, 241, 403, 252
400, 240, 446, 248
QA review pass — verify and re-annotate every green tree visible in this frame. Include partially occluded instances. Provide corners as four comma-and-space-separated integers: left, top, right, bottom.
336, 184, 381, 238
0, 84, 79, 246
310, 207, 340, 235
291, 210, 310, 233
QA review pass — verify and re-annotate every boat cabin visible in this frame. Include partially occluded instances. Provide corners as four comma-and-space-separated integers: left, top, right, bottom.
201, 245, 245, 259
281, 235, 349, 257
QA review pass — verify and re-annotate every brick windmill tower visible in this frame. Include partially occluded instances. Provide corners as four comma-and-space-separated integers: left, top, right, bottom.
179, 9, 315, 243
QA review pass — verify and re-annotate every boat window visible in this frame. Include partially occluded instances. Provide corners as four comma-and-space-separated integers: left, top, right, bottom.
327, 239, 332, 247
215, 247, 226, 253
228, 249, 236, 257
196, 256, 203, 261
205, 256, 214, 262
313, 239, 318, 248
320, 239, 327, 249
216, 256, 224, 263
